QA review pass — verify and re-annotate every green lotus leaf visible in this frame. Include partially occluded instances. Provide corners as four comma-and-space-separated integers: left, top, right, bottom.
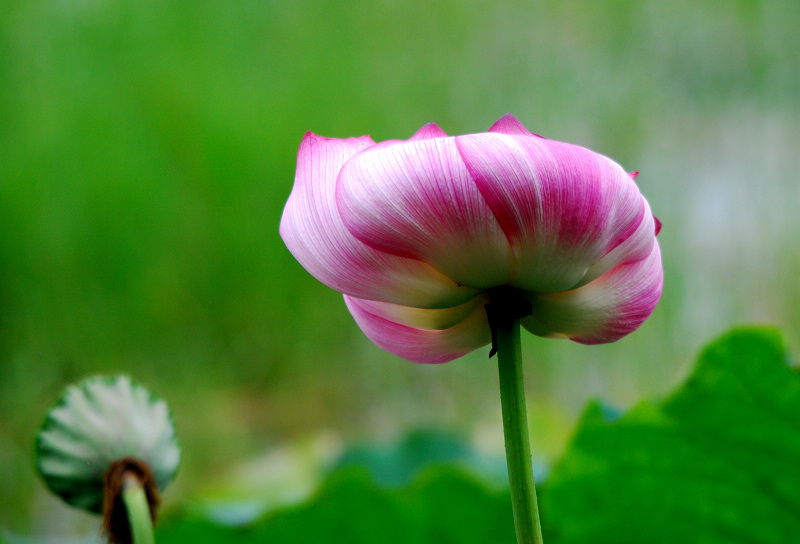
542, 326, 800, 543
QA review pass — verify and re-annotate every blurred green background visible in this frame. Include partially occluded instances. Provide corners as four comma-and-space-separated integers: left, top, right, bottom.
1, 0, 799, 536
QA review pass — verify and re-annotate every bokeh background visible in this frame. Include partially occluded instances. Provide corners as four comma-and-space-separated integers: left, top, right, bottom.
2, 0, 799, 537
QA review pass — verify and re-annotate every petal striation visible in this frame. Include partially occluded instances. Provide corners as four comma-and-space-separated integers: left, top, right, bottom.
456, 132, 650, 293
280, 132, 480, 309
344, 295, 491, 363
336, 136, 514, 289
522, 242, 663, 343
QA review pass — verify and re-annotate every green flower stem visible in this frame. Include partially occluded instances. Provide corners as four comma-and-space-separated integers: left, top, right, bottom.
121, 472, 155, 544
496, 313, 544, 544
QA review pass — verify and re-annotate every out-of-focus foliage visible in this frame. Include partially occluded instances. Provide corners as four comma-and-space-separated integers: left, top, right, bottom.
331, 429, 508, 487
153, 327, 800, 543
157, 467, 515, 544
2, 0, 799, 535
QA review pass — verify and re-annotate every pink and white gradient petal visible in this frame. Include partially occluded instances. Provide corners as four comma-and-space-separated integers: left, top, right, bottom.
577, 197, 658, 287
344, 295, 492, 364
521, 242, 663, 344
280, 132, 480, 309
337, 136, 514, 289
345, 293, 489, 330
488, 113, 540, 137
408, 122, 449, 141
456, 129, 647, 293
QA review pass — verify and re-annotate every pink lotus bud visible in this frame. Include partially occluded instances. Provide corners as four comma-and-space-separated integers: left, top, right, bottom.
280, 114, 663, 363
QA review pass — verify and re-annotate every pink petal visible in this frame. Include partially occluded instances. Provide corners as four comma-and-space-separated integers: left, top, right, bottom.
280, 132, 480, 309
409, 122, 448, 141
347, 293, 488, 330
344, 294, 491, 363
488, 113, 536, 136
455, 131, 651, 293
577, 197, 657, 287
336, 136, 514, 289
521, 241, 663, 344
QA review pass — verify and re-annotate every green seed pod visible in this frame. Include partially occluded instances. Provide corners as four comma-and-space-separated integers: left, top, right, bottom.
35, 375, 181, 515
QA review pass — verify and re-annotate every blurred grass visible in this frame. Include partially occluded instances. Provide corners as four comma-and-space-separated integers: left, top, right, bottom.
1, 0, 799, 534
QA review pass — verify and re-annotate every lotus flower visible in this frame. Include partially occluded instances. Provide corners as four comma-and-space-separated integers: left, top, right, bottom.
280, 114, 662, 364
